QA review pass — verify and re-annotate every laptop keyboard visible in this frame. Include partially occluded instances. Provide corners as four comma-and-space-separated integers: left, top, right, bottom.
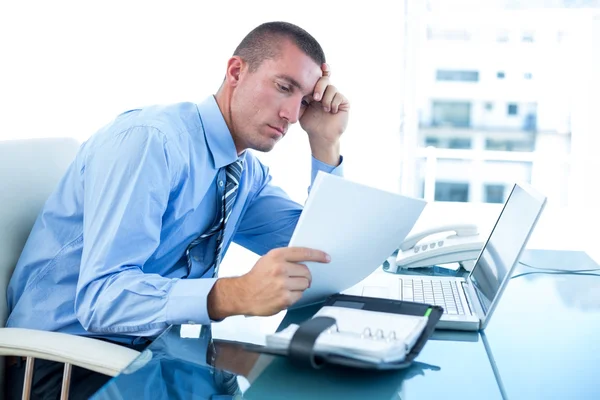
399, 278, 466, 315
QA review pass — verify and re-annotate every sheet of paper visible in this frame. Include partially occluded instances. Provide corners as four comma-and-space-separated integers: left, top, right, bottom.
290, 172, 427, 307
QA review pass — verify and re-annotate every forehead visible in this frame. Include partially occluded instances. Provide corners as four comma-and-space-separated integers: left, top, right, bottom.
258, 40, 322, 94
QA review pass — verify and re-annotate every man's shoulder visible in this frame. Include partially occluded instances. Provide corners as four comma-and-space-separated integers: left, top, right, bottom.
112, 102, 202, 137
82, 102, 205, 169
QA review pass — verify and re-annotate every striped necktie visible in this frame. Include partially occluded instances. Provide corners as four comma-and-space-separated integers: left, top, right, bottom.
186, 159, 244, 276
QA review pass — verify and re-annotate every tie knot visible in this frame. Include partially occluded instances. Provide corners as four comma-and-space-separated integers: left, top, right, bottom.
226, 159, 244, 183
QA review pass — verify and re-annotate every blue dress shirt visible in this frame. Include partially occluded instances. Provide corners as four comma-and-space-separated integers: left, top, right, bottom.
6, 96, 343, 345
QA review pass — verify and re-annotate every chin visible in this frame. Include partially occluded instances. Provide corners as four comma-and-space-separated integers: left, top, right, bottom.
252, 142, 277, 153
248, 137, 279, 153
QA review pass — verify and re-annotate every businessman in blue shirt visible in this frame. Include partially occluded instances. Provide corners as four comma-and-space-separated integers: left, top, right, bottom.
6, 21, 349, 399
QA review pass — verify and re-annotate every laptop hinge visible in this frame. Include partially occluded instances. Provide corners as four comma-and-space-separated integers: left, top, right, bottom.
462, 281, 485, 326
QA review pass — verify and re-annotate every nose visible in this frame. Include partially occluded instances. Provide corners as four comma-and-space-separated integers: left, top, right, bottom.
279, 97, 302, 124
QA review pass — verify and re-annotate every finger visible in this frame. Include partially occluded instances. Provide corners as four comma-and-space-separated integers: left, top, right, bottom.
330, 92, 347, 114
286, 291, 304, 307
286, 276, 311, 291
282, 247, 331, 263
320, 85, 338, 113
321, 63, 331, 77
312, 75, 330, 102
286, 263, 312, 287
283, 262, 312, 284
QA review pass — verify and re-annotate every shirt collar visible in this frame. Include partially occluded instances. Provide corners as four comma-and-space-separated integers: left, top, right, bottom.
196, 96, 242, 169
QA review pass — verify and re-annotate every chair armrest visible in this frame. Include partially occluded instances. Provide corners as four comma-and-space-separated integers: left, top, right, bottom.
0, 328, 140, 377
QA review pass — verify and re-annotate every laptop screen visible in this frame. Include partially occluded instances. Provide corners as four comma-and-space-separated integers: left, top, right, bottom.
468, 183, 546, 318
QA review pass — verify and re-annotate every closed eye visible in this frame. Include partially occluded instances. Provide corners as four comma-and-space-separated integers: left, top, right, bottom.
276, 83, 291, 93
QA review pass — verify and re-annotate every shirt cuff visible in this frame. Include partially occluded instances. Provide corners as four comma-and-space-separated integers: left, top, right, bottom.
310, 155, 344, 184
166, 278, 218, 326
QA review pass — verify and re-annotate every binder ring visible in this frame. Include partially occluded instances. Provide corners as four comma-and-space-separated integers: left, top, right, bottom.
361, 327, 372, 339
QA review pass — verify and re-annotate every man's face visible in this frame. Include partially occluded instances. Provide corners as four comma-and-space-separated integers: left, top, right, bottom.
229, 40, 322, 153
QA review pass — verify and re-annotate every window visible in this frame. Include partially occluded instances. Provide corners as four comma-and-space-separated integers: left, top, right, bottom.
436, 70, 479, 82
524, 73, 533, 80
448, 138, 472, 149
522, 31, 535, 43
507, 103, 519, 116
424, 136, 471, 149
425, 137, 439, 147
432, 101, 471, 128
497, 71, 505, 79
484, 102, 494, 111
435, 182, 469, 202
523, 113, 537, 131
485, 139, 534, 152
485, 184, 505, 204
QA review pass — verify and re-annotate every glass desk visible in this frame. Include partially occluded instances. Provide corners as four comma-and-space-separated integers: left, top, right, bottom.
92, 308, 500, 400
482, 249, 600, 400
92, 248, 598, 399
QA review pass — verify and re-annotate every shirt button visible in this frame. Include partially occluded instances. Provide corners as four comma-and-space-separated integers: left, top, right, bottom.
219, 180, 224, 187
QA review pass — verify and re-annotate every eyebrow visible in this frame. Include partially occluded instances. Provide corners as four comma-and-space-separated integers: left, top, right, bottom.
276, 74, 308, 94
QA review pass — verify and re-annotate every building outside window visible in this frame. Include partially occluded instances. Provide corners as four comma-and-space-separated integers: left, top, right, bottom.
436, 69, 480, 82
400, 0, 595, 207
435, 182, 469, 202
431, 101, 471, 127
485, 184, 506, 204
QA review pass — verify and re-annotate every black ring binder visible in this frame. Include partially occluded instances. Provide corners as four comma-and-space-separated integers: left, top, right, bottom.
243, 294, 444, 370
287, 316, 337, 369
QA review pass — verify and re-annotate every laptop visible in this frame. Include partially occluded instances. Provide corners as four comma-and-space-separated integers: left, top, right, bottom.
352, 182, 547, 331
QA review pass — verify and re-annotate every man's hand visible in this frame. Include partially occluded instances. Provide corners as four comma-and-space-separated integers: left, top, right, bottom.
299, 63, 350, 166
207, 247, 330, 319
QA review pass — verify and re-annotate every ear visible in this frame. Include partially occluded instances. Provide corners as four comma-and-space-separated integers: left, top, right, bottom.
225, 56, 245, 87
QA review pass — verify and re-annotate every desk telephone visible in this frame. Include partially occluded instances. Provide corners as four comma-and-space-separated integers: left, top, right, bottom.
392, 224, 485, 273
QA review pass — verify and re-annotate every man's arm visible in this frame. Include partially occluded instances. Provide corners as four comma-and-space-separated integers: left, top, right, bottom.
75, 127, 214, 336
300, 63, 349, 167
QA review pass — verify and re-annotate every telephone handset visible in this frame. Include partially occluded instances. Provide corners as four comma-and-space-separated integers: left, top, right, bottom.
393, 224, 485, 272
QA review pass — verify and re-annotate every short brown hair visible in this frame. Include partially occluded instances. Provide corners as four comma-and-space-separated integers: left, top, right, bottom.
233, 21, 326, 71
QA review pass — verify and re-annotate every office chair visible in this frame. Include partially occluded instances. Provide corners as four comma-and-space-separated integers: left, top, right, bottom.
0, 138, 139, 399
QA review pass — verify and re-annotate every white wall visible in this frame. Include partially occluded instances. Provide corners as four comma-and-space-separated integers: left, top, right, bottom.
0, 0, 408, 276
0, 0, 407, 200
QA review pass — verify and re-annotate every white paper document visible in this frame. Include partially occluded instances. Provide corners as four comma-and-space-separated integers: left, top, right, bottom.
290, 172, 427, 307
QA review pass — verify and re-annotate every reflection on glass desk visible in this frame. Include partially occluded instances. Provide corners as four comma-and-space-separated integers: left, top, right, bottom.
92, 309, 501, 400
482, 249, 600, 400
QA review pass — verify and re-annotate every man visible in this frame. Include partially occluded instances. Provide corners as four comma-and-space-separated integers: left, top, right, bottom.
6, 21, 349, 398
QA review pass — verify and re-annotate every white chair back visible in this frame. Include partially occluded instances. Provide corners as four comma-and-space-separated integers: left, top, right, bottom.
0, 137, 80, 327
